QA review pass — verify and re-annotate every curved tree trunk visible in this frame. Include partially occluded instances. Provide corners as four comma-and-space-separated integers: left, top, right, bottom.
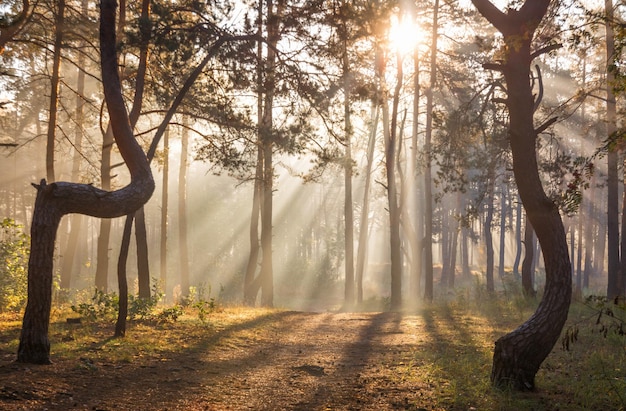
471, 0, 572, 390
17, 0, 155, 364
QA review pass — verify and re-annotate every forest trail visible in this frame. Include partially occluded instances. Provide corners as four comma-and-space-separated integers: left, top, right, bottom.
0, 310, 454, 410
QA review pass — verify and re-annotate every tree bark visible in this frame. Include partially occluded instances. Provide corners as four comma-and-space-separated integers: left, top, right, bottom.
484, 166, 495, 293
521, 215, 536, 297
45, 0, 64, 183
244, 1, 264, 306
342, 10, 355, 308
258, 0, 282, 308
160, 128, 169, 298
385, 52, 403, 311
606, 0, 620, 300
179, 117, 190, 297
129, 0, 152, 300
17, 0, 154, 363
471, 0, 572, 390
498, 184, 507, 278
423, 0, 439, 302
355, 103, 378, 304
244, 146, 263, 305
60, 0, 88, 290
410, 43, 422, 299
513, 196, 522, 275
135, 206, 150, 299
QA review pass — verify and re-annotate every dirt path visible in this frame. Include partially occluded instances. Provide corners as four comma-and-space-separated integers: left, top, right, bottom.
0, 311, 442, 410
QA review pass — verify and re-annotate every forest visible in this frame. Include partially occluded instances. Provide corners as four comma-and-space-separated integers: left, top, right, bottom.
0, 0, 625, 409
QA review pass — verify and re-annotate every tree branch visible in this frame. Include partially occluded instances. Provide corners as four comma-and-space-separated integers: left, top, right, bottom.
470, 0, 508, 33
145, 33, 259, 161
530, 43, 562, 61
535, 116, 558, 135
0, 0, 30, 53
483, 62, 504, 72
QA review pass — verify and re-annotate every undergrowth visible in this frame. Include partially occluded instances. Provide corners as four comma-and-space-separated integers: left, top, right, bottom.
1, 282, 624, 411
397, 285, 626, 411
69, 282, 219, 325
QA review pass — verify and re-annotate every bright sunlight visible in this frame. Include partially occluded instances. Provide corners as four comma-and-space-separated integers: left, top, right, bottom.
388, 14, 420, 57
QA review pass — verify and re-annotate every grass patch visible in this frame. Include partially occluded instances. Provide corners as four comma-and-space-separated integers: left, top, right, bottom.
397, 295, 626, 411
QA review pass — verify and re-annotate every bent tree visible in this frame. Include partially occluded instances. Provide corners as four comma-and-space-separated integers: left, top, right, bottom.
471, 0, 572, 389
17, 0, 155, 364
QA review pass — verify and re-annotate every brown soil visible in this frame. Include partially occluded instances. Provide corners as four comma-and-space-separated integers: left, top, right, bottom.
0, 311, 440, 411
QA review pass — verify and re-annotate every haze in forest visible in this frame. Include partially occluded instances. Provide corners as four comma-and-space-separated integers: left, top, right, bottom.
0, 1, 620, 316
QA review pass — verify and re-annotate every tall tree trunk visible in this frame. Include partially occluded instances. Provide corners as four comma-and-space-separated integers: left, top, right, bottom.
60, 0, 88, 290
135, 206, 150, 298
94, 134, 114, 292
380, 48, 403, 311
448, 192, 461, 288
410, 43, 422, 299
423, 0, 439, 302
461, 225, 470, 278
606, 0, 620, 300
471, 0, 572, 390
259, 0, 282, 308
179, 117, 190, 297
46, 0, 65, 183
581, 59, 593, 293
160, 128, 169, 299
244, 0, 264, 306
355, 103, 378, 304
342, 11, 355, 307
498, 184, 507, 278
244, 146, 263, 304
484, 172, 495, 293
575, 200, 583, 298
521, 215, 536, 297
115, 216, 132, 337
583, 176, 594, 289
440, 206, 450, 285
594, 189, 607, 278
18, 0, 154, 363
513, 195, 522, 275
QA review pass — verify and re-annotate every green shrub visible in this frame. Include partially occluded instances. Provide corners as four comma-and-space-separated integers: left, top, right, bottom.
71, 288, 119, 321
156, 305, 184, 323
0, 218, 29, 312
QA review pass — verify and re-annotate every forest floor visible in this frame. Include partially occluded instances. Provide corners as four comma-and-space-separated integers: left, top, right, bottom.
0, 301, 625, 411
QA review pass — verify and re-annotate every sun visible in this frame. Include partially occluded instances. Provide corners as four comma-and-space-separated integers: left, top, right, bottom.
388, 14, 420, 57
